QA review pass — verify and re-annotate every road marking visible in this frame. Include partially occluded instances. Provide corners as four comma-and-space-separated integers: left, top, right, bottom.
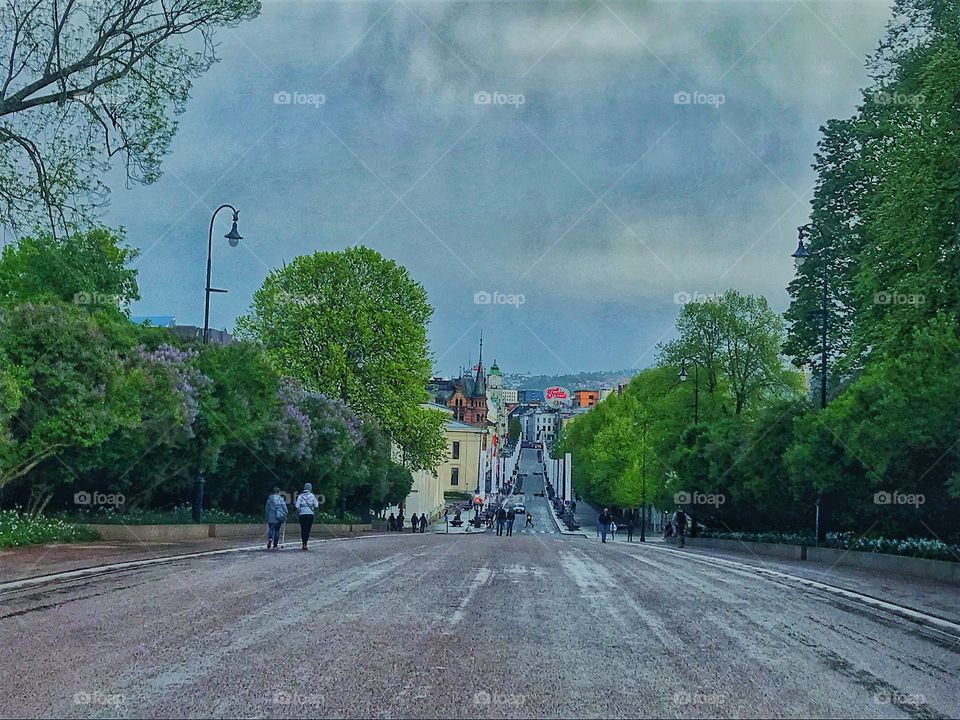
450, 565, 492, 626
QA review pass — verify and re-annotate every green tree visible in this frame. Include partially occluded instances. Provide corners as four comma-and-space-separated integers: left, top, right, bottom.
237, 246, 445, 472
0, 0, 261, 232
0, 227, 140, 309
0, 303, 140, 496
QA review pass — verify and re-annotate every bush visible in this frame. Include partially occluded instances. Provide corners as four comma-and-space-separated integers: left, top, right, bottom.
699, 529, 959, 562
56, 505, 259, 525
0, 510, 99, 548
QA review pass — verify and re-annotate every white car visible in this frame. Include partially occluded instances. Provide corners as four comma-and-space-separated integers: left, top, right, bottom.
512, 504, 526, 514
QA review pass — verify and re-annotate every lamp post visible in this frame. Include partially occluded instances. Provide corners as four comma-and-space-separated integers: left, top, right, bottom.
194, 205, 241, 521
339, 350, 364, 520
677, 358, 700, 424
634, 416, 647, 542
791, 224, 828, 410
203, 205, 242, 344
792, 225, 829, 543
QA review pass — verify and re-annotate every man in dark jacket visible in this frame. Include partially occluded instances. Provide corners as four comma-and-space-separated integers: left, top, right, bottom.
397, 510, 405, 533
495, 507, 507, 536
411, 513, 419, 532
419, 513, 427, 533
598, 508, 613, 543
506, 508, 516, 536
388, 512, 397, 532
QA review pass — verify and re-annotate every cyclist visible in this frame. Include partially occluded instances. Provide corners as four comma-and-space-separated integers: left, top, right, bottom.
672, 508, 688, 548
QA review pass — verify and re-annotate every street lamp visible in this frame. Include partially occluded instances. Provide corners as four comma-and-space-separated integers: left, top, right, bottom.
678, 358, 700, 424
203, 204, 242, 344
791, 224, 828, 410
634, 416, 647, 542
194, 205, 241, 522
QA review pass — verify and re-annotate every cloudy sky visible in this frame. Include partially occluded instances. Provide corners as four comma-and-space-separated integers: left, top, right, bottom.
107, 0, 893, 376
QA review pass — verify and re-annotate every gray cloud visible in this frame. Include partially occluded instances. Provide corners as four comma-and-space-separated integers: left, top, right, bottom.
107, 0, 892, 374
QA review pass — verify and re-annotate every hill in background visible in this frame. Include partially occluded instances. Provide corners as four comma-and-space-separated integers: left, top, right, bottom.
502, 369, 641, 391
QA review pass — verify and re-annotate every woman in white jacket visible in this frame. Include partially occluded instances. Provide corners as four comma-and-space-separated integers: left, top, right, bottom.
295, 483, 320, 550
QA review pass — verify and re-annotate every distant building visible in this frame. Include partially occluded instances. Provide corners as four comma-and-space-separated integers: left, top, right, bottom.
574, 389, 600, 408
501, 388, 519, 405
388, 404, 489, 522
131, 316, 233, 345
517, 389, 545, 405
425, 335, 490, 426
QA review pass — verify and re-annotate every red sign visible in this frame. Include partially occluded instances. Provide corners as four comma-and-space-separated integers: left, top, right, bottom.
473, 496, 483, 505
545, 386, 568, 400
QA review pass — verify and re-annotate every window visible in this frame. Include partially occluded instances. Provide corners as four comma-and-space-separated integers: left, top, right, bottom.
452, 441, 460, 459
450, 467, 459, 486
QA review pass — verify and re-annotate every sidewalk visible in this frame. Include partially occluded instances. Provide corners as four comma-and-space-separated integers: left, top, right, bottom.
588, 533, 960, 624
0, 537, 256, 584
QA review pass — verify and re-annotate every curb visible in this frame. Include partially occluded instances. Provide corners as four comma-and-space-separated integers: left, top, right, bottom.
634, 542, 960, 639
0, 533, 393, 594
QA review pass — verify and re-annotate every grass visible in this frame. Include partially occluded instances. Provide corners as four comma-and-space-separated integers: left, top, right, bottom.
0, 510, 99, 548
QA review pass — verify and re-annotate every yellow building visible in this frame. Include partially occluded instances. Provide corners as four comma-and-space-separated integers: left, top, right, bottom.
389, 405, 489, 523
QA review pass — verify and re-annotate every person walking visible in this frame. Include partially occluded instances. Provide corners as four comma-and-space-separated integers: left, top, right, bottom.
264, 487, 288, 550
506, 508, 516, 536
411, 513, 419, 532
525, 512, 533, 528
388, 512, 397, 532
419, 513, 427, 533
496, 507, 507, 536
672, 508, 688, 548
626, 518, 635, 543
397, 510, 405, 533
610, 520, 617, 541
598, 508, 613, 543
295, 483, 320, 551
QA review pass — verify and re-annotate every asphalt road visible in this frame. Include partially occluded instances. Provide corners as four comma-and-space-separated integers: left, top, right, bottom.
2, 524, 958, 718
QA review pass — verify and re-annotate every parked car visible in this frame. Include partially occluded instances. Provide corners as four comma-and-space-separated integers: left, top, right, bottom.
512, 504, 526, 514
